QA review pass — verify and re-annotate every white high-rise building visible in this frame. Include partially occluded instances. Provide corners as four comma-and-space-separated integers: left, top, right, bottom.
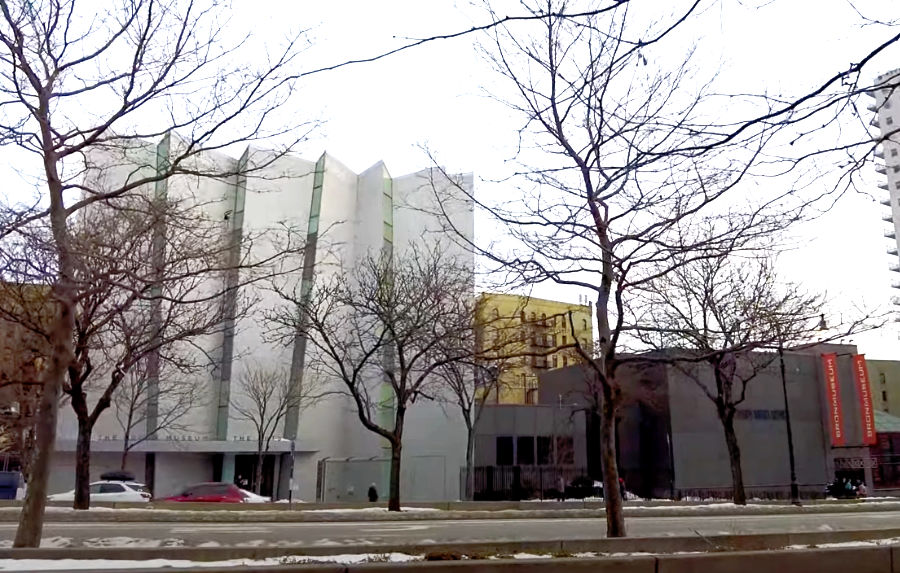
869, 69, 900, 302
51, 139, 474, 503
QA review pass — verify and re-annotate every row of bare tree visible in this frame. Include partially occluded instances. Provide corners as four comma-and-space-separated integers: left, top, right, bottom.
0, 0, 897, 547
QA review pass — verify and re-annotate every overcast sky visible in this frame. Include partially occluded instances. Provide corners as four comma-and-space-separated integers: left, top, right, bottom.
6, 0, 900, 357
230, 0, 899, 357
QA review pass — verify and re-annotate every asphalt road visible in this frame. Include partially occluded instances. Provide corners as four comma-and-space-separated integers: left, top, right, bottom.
3, 510, 900, 548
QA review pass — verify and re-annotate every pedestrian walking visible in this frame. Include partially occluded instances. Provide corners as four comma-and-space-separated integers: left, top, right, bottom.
557, 475, 566, 502
367, 483, 379, 503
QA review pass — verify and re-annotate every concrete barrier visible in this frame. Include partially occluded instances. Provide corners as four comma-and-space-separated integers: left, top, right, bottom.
658, 546, 891, 573
4, 528, 900, 562
8, 549, 892, 573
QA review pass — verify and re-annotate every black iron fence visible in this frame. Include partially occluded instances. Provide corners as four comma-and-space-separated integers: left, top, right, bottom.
462, 465, 600, 501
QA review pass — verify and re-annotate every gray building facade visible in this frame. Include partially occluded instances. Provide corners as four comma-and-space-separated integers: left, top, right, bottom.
537, 344, 879, 499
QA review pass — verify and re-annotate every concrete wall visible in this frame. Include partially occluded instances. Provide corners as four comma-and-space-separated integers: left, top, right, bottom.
153, 452, 215, 497
666, 347, 864, 494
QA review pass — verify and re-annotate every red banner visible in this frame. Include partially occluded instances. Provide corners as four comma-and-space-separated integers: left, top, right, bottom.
853, 354, 877, 445
822, 353, 845, 446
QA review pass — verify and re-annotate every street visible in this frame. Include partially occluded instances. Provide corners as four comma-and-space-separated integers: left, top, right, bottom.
2, 510, 900, 548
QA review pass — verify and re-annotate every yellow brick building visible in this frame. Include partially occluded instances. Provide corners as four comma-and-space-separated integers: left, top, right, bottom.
475, 293, 593, 405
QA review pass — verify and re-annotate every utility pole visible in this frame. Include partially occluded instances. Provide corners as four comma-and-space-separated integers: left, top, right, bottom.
778, 342, 801, 506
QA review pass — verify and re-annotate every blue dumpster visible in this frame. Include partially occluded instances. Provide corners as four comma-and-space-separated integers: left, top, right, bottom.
0, 472, 23, 500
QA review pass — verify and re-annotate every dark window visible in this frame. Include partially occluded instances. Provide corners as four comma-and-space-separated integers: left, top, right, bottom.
127, 483, 150, 494
893, 165, 900, 173
99, 483, 125, 494
89, 484, 103, 494
889, 116, 895, 125
517, 436, 535, 465
537, 436, 552, 465
556, 436, 575, 464
892, 148, 899, 157
887, 100, 894, 109
525, 388, 538, 405
895, 182, 900, 190
881, 373, 888, 385
496, 436, 514, 466
884, 390, 889, 402
562, 356, 568, 367
753, 409, 770, 420
771, 410, 786, 421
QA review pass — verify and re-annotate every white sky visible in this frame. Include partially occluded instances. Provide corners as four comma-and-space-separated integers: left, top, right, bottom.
5, 0, 900, 357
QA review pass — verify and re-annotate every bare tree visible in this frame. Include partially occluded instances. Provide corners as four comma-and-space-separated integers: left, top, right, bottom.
231, 364, 319, 495
632, 254, 832, 504
269, 245, 474, 511
0, 0, 313, 546
113, 357, 203, 472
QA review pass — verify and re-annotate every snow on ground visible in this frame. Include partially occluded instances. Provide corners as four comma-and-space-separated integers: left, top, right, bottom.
82, 537, 184, 548
787, 537, 900, 549
0, 537, 73, 549
511, 553, 553, 559
0, 553, 420, 571
303, 507, 440, 513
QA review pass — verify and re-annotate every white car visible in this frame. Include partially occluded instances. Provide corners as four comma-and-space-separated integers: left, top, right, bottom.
47, 480, 152, 503
239, 488, 271, 503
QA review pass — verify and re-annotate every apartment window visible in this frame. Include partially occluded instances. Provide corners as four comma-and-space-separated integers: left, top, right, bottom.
562, 335, 568, 345
888, 100, 894, 109
496, 437, 514, 466
556, 437, 575, 465
517, 436, 535, 465
551, 316, 557, 327
884, 390, 889, 403
582, 318, 588, 330
562, 356, 568, 367
881, 373, 887, 386
888, 116, 895, 126
540, 313, 547, 326
895, 182, 900, 190
525, 389, 538, 405
553, 355, 559, 368
551, 334, 557, 346
520, 311, 526, 322
893, 165, 900, 173
892, 148, 898, 157
537, 437, 552, 465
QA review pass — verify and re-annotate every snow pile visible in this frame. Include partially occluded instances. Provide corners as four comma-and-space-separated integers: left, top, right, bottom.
0, 553, 421, 571
82, 537, 184, 548
787, 537, 900, 550
304, 507, 440, 513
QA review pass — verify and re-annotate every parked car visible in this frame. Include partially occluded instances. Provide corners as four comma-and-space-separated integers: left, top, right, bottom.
163, 482, 269, 503
48, 480, 151, 503
565, 476, 603, 500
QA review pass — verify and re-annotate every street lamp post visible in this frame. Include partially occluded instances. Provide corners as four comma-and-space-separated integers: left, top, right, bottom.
777, 342, 801, 506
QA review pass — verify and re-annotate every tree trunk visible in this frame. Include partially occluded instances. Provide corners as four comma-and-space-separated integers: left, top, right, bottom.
73, 419, 93, 510
721, 413, 746, 505
121, 428, 131, 471
586, 406, 603, 480
14, 109, 76, 547
254, 441, 264, 495
13, 355, 63, 547
600, 383, 625, 537
388, 439, 402, 511
464, 424, 475, 501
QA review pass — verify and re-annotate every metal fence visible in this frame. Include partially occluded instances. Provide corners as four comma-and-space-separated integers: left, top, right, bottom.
461, 465, 599, 501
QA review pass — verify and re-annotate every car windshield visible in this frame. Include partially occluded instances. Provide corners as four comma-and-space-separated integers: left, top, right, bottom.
126, 482, 150, 494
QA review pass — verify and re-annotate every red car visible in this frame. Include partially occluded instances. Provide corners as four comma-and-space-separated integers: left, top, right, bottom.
163, 482, 252, 503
